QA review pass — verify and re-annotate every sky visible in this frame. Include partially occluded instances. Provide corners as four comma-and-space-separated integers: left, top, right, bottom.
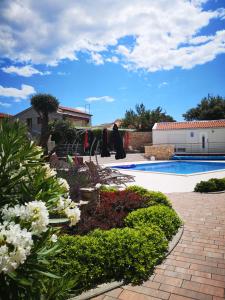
0, 0, 225, 125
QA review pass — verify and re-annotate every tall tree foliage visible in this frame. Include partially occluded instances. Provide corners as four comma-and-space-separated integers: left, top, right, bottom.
31, 94, 59, 154
183, 95, 225, 121
121, 103, 175, 131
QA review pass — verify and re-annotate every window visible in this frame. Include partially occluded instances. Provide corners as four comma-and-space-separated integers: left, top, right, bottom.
190, 132, 194, 137
202, 136, 205, 149
26, 118, 32, 129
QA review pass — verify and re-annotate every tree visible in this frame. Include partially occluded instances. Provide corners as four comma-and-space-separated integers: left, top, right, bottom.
121, 103, 175, 131
31, 93, 59, 154
51, 119, 78, 144
183, 95, 225, 121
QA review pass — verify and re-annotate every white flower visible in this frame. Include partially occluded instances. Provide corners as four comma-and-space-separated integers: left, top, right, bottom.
43, 164, 57, 178
64, 207, 81, 227
0, 222, 33, 274
50, 234, 57, 243
25, 201, 49, 235
56, 196, 75, 212
95, 183, 102, 189
2, 201, 49, 235
58, 178, 70, 192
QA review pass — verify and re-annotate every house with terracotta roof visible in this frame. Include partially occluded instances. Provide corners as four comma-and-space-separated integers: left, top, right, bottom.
152, 120, 225, 154
14, 106, 92, 135
0, 113, 12, 121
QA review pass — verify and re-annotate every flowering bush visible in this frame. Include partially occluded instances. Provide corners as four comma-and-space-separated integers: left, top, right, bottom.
0, 120, 81, 299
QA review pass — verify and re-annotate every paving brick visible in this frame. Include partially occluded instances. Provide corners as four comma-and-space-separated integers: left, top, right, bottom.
212, 274, 225, 282
123, 284, 170, 299
162, 270, 191, 281
169, 295, 195, 300
118, 290, 160, 300
175, 266, 211, 279
142, 281, 160, 289
191, 275, 225, 288
159, 283, 212, 300
103, 296, 117, 300
190, 264, 225, 276
105, 288, 123, 298
164, 258, 190, 269
153, 274, 183, 287
182, 280, 224, 297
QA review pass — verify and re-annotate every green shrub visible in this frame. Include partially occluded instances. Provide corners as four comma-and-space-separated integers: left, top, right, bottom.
125, 205, 182, 240
51, 225, 168, 295
126, 185, 172, 207
99, 185, 118, 192
194, 178, 225, 193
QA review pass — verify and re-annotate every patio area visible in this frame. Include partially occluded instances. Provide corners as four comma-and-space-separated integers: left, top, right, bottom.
93, 191, 225, 300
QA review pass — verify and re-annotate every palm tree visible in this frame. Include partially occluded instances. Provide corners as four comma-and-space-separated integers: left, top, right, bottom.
31, 93, 59, 154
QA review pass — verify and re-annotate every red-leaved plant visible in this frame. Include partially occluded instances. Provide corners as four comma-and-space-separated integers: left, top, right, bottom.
73, 191, 146, 234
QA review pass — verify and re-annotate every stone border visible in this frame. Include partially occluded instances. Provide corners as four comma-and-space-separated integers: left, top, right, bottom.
69, 225, 184, 300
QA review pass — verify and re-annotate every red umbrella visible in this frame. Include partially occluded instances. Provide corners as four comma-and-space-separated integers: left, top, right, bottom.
83, 130, 89, 151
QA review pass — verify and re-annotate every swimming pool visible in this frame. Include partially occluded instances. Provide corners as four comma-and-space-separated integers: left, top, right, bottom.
112, 161, 225, 175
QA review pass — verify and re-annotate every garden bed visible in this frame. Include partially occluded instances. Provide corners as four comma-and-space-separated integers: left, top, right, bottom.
49, 186, 182, 297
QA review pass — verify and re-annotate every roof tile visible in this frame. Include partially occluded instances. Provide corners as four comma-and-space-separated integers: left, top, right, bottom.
155, 120, 225, 130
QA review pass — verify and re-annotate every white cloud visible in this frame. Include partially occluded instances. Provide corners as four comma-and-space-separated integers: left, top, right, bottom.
0, 84, 36, 101
105, 56, 119, 63
90, 52, 104, 65
158, 81, 168, 88
0, 101, 11, 107
0, 1, 224, 71
85, 96, 115, 103
2, 65, 50, 77
57, 71, 70, 76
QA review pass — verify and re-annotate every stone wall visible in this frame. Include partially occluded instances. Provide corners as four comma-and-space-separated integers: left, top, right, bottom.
144, 144, 174, 160
128, 131, 152, 151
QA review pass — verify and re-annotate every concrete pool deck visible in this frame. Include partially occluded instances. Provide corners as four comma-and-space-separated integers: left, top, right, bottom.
85, 154, 225, 193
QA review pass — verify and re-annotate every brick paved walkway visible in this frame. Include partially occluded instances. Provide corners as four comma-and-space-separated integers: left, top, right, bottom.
92, 192, 225, 300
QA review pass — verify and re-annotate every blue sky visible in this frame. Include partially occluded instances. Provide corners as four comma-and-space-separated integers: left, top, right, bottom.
0, 0, 225, 125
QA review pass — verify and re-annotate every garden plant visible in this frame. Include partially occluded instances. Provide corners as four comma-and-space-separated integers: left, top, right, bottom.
194, 177, 225, 193
0, 120, 81, 299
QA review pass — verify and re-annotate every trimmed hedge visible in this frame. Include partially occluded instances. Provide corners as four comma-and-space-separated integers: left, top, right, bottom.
194, 177, 225, 193
50, 225, 168, 295
125, 205, 182, 240
126, 185, 172, 207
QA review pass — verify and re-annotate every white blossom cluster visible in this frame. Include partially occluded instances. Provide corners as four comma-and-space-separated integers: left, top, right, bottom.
56, 196, 81, 227
43, 163, 57, 178
0, 222, 33, 274
2, 201, 49, 235
57, 177, 70, 192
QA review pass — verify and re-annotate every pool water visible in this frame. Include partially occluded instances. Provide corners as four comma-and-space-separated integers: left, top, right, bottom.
112, 161, 225, 175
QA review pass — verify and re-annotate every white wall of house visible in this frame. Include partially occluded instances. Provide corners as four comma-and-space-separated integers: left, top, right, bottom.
153, 128, 225, 153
